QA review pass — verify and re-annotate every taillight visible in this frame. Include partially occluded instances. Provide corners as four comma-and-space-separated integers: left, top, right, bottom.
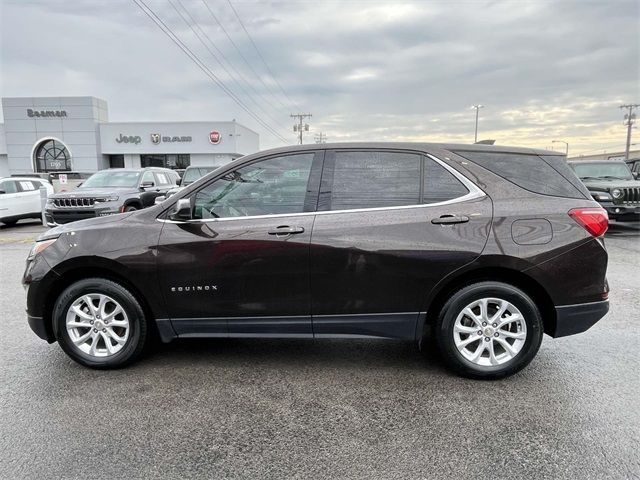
568, 207, 608, 237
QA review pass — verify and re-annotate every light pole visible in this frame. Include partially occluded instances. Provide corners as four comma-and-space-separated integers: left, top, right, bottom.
471, 105, 484, 143
552, 140, 569, 157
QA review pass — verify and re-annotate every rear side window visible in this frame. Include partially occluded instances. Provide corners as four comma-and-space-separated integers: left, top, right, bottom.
18, 181, 36, 191
423, 157, 468, 203
155, 172, 170, 186
454, 151, 586, 199
330, 151, 421, 210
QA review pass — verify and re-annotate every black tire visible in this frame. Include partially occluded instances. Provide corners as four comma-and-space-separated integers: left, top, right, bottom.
123, 205, 138, 212
434, 281, 543, 380
52, 278, 148, 369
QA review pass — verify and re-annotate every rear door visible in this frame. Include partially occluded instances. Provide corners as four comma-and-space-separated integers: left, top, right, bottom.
309, 149, 492, 339
17, 180, 42, 214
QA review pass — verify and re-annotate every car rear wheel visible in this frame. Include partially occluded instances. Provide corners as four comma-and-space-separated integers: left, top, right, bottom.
435, 281, 543, 379
52, 278, 147, 368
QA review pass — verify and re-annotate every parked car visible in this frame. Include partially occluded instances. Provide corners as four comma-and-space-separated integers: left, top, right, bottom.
44, 167, 180, 226
23, 143, 609, 379
11, 172, 93, 192
0, 177, 53, 226
568, 160, 640, 222
161, 166, 220, 201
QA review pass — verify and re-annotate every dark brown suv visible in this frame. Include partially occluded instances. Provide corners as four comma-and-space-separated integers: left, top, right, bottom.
22, 143, 609, 379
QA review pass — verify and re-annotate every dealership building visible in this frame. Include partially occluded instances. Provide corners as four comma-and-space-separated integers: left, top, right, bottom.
0, 96, 260, 177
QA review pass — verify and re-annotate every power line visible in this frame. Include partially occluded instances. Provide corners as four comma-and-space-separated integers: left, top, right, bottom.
291, 113, 312, 144
132, 0, 289, 144
226, 0, 300, 112
170, 0, 289, 133
314, 132, 327, 144
201, 0, 291, 113
620, 104, 639, 161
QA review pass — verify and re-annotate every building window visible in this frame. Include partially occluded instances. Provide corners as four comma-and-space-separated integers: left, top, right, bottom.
34, 139, 72, 172
109, 155, 125, 168
140, 154, 190, 169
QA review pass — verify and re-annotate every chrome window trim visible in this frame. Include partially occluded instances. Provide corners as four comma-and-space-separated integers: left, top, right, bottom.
158, 152, 486, 224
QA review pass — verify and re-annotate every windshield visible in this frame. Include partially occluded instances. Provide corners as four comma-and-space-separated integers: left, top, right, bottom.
571, 162, 633, 180
81, 170, 141, 188
182, 167, 217, 186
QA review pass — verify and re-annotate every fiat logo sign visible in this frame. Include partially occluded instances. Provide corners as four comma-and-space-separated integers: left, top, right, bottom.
209, 130, 221, 144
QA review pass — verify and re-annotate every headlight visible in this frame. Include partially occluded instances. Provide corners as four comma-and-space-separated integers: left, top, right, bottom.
45, 198, 54, 207
28, 238, 58, 260
592, 192, 612, 201
611, 188, 623, 199
96, 196, 119, 202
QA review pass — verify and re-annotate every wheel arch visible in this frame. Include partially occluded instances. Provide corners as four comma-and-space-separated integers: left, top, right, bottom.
43, 261, 158, 342
422, 266, 556, 339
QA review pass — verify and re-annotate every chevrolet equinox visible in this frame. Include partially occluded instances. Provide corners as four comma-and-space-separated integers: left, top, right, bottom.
23, 143, 610, 379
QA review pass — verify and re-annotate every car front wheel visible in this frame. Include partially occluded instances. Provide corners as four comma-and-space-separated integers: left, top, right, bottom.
52, 278, 147, 368
435, 281, 543, 379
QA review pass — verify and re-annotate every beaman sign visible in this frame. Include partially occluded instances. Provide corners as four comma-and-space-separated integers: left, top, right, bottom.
27, 108, 67, 118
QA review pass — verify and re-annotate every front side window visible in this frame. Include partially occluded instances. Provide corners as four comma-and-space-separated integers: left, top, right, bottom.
329, 151, 421, 210
0, 180, 18, 193
141, 171, 155, 186
193, 153, 314, 219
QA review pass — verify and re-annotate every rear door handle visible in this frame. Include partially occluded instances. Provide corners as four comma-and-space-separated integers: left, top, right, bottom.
268, 225, 305, 235
431, 215, 470, 225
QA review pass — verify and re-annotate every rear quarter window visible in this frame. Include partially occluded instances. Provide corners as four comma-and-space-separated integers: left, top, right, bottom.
453, 151, 588, 199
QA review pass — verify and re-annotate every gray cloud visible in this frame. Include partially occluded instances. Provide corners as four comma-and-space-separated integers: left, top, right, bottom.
1, 0, 638, 154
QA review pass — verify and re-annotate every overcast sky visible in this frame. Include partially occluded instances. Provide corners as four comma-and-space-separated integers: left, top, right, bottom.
1, 0, 638, 155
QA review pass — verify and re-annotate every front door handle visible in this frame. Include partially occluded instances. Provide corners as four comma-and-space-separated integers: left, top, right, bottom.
268, 225, 305, 235
431, 214, 470, 225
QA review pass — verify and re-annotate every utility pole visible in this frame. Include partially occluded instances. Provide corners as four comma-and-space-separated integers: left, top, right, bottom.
471, 105, 484, 143
314, 132, 327, 144
620, 104, 639, 160
291, 113, 312, 145
552, 140, 569, 157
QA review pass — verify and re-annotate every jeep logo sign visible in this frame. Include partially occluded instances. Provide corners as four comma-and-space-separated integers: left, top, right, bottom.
27, 108, 67, 118
115, 133, 142, 144
209, 130, 221, 144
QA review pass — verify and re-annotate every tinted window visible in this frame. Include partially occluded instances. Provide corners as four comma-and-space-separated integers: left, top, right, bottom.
193, 154, 314, 219
455, 151, 585, 198
183, 167, 217, 185
423, 158, 468, 203
330, 151, 421, 210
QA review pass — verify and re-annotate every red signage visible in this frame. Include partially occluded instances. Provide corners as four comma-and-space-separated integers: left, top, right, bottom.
209, 130, 221, 144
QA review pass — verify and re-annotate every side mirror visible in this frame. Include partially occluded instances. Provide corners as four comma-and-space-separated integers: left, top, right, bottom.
140, 181, 155, 189
176, 178, 181, 185
633, 172, 639, 180
154, 195, 166, 205
169, 198, 192, 221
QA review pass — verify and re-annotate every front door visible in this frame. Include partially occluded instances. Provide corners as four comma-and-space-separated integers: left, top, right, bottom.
157, 151, 322, 337
309, 149, 492, 339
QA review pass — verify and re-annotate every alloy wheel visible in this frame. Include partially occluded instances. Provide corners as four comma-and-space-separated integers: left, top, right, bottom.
453, 297, 527, 367
65, 293, 130, 357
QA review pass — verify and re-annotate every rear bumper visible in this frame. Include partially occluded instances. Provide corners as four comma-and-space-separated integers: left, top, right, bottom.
551, 300, 609, 338
28, 315, 55, 343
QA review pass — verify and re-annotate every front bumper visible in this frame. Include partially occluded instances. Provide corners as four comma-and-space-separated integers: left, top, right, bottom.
551, 300, 609, 337
596, 201, 640, 221
45, 206, 120, 226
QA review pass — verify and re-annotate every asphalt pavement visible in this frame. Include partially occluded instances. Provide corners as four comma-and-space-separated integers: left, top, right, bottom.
1, 219, 639, 479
